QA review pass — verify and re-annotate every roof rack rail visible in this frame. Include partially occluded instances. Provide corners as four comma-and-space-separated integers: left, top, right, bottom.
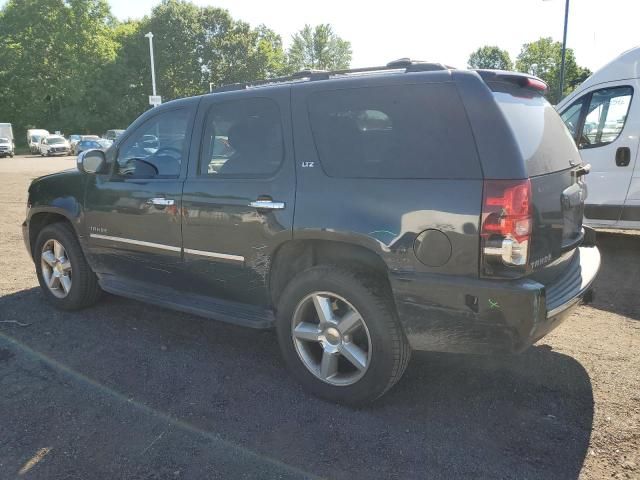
210, 59, 451, 93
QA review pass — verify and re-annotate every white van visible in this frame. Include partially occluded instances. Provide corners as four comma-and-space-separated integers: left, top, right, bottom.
557, 46, 640, 230
27, 129, 50, 154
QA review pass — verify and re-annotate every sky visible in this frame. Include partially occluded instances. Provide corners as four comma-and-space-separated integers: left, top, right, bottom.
102, 0, 640, 73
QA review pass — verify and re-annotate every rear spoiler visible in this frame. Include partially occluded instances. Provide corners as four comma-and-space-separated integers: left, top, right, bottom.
473, 70, 549, 95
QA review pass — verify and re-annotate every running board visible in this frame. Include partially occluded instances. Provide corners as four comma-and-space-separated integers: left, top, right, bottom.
98, 276, 274, 329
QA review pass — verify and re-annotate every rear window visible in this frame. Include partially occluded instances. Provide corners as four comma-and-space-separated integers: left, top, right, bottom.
493, 92, 580, 177
307, 83, 481, 179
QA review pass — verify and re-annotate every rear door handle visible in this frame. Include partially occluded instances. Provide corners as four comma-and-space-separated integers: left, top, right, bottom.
616, 147, 631, 167
249, 200, 285, 210
147, 198, 175, 206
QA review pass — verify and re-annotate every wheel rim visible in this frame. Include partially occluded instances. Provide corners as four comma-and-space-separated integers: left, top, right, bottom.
40, 239, 72, 299
291, 291, 372, 386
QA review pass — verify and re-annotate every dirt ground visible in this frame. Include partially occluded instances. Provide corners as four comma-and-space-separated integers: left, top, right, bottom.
0, 155, 638, 479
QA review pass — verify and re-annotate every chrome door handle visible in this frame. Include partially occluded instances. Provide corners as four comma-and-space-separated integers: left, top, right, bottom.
249, 200, 285, 210
147, 198, 175, 206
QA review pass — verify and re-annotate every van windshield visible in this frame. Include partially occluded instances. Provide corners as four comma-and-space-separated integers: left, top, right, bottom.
493, 92, 581, 177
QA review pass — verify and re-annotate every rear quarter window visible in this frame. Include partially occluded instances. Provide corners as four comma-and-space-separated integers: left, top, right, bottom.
306, 83, 481, 179
493, 91, 580, 177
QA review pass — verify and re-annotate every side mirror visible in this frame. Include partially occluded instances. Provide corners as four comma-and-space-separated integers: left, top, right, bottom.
78, 149, 108, 174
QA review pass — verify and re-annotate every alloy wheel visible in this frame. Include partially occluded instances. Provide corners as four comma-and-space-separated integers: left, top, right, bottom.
291, 292, 372, 386
41, 239, 72, 298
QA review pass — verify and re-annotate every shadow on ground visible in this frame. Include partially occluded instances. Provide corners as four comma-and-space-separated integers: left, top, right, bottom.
0, 286, 594, 479
591, 232, 640, 321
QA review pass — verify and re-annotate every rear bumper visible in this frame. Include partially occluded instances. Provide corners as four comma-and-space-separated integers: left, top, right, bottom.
390, 245, 601, 354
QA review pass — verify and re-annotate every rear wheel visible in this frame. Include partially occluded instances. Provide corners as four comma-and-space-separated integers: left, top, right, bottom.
35, 222, 101, 310
276, 265, 410, 405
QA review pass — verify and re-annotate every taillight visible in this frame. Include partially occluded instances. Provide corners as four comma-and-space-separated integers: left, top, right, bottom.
481, 179, 532, 273
523, 77, 548, 93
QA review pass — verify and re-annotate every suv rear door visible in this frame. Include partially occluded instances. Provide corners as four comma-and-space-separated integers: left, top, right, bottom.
179, 88, 295, 306
559, 82, 637, 225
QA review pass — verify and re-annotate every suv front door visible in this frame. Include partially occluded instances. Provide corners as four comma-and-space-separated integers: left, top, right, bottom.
84, 104, 195, 288
180, 90, 295, 306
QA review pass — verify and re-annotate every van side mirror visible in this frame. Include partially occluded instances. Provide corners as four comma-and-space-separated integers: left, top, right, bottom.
78, 150, 108, 174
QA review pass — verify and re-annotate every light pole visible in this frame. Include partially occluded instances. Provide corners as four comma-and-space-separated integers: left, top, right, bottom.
145, 32, 158, 106
558, 0, 570, 102
545, 0, 570, 101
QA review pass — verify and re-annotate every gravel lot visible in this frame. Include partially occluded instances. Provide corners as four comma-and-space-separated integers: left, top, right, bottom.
1, 155, 638, 479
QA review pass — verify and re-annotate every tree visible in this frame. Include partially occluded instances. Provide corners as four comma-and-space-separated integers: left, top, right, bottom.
287, 24, 351, 71
0, 0, 118, 137
103, 0, 289, 115
467, 46, 512, 70
515, 37, 592, 104
0, 0, 351, 144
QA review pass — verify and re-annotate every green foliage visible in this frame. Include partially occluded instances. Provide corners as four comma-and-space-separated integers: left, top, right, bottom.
515, 37, 591, 104
467, 46, 513, 70
287, 24, 352, 71
0, 0, 117, 139
0, 0, 349, 145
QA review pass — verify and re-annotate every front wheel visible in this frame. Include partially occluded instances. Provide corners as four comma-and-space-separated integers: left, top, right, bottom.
276, 265, 411, 405
34, 222, 101, 310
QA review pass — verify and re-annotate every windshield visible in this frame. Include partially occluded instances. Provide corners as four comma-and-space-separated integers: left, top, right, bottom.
48, 137, 66, 144
31, 135, 41, 143
0, 138, 9, 143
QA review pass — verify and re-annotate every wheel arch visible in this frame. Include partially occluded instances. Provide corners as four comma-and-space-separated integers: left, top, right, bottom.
268, 239, 392, 307
28, 208, 80, 259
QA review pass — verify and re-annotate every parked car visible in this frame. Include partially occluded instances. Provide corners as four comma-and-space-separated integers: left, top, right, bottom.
22, 60, 600, 404
38, 135, 71, 156
557, 46, 640, 230
103, 129, 125, 141
75, 139, 112, 156
71, 135, 101, 155
0, 136, 14, 158
68, 134, 82, 149
0, 123, 14, 154
27, 129, 50, 153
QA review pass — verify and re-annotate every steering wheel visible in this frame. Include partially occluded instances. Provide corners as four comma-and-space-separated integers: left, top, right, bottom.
123, 157, 159, 176
151, 146, 182, 159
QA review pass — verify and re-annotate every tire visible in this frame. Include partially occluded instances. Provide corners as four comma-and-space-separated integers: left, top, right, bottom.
34, 222, 101, 311
276, 265, 411, 405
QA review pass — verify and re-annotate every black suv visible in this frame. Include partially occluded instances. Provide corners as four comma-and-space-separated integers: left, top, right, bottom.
23, 60, 600, 404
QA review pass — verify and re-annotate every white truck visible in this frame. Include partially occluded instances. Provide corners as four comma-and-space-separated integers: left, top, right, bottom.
0, 123, 15, 158
27, 128, 50, 154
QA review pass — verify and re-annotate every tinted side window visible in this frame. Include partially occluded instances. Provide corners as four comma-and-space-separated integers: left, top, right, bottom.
200, 97, 284, 177
306, 83, 481, 179
117, 108, 189, 178
580, 86, 633, 148
493, 92, 580, 176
